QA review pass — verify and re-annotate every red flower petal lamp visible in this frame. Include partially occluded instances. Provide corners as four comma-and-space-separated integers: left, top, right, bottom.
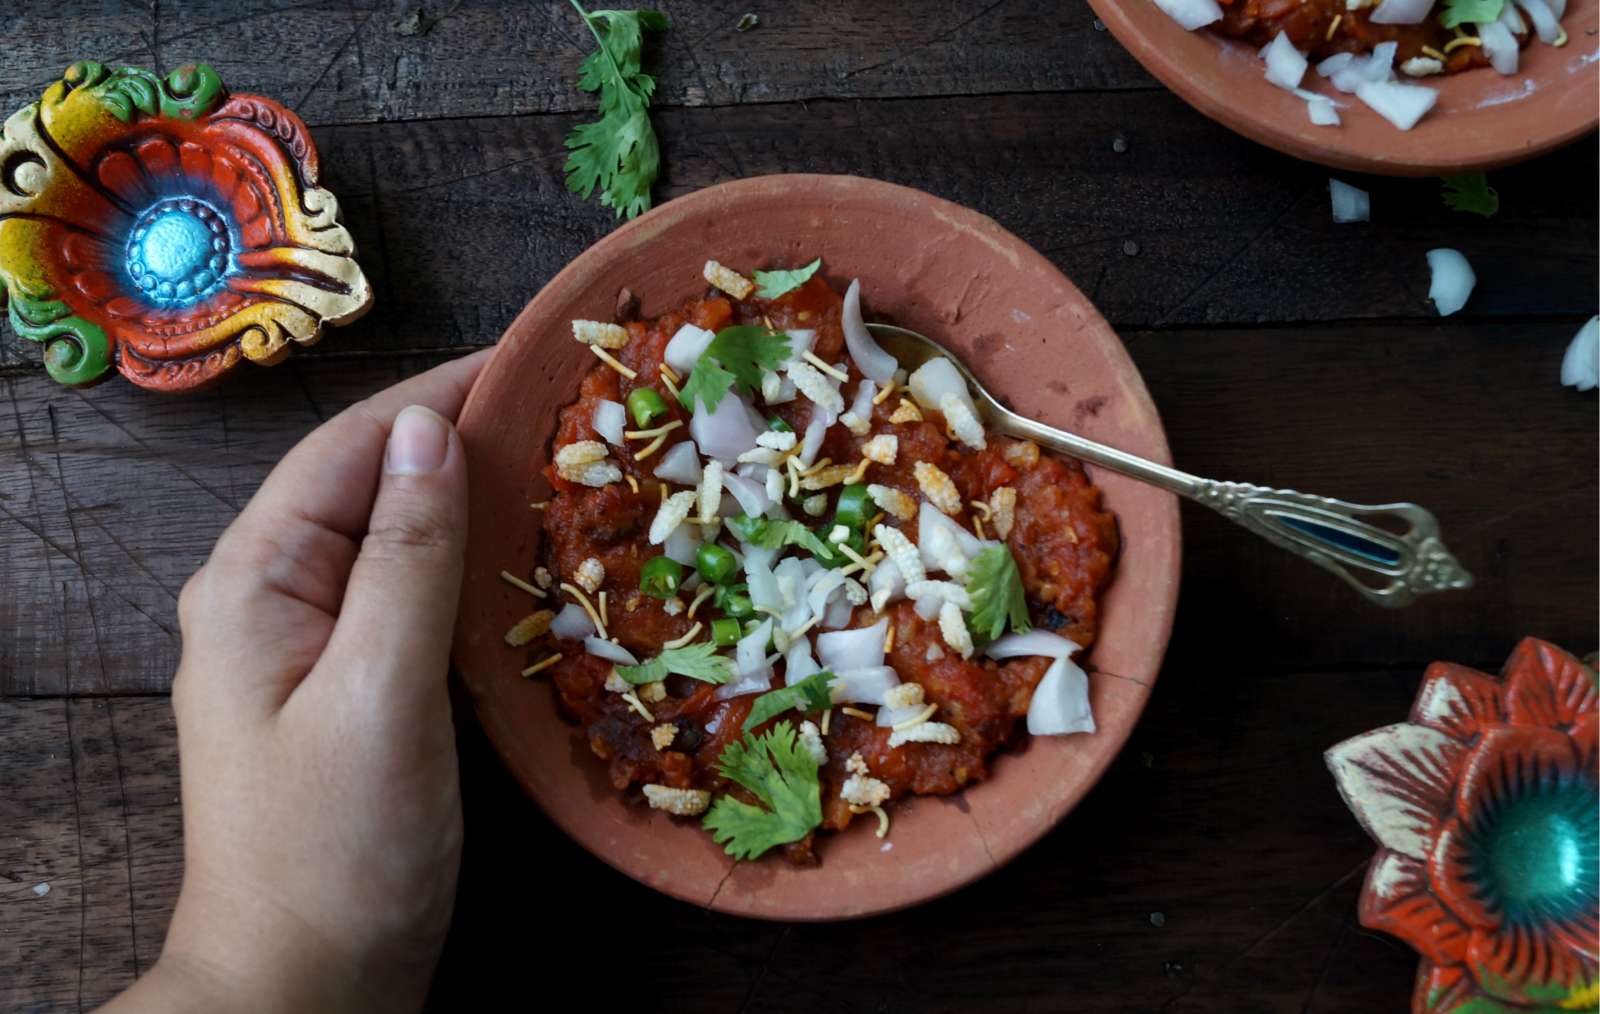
0, 62, 372, 391
1327, 639, 1599, 1013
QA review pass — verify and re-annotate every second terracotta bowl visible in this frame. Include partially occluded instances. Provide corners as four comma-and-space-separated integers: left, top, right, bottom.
1089, 0, 1600, 175
452, 175, 1181, 920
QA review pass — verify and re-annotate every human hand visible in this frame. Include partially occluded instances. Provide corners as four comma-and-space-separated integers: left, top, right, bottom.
105, 350, 491, 1014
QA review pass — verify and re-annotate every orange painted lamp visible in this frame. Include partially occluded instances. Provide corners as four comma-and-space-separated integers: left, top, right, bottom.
1327, 639, 1599, 1013
0, 62, 371, 391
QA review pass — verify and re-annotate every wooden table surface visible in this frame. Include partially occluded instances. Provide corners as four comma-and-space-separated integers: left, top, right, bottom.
2, 3, 1596, 1011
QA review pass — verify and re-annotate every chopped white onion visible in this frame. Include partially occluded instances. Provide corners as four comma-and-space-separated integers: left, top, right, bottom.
1355, 79, 1439, 131
841, 279, 898, 384
797, 416, 828, 467
1425, 248, 1476, 317
784, 638, 823, 682
1317, 52, 1356, 77
847, 379, 876, 422
721, 471, 771, 517
830, 665, 900, 706
735, 619, 773, 679
1152, 0, 1223, 30
652, 441, 702, 485
664, 323, 715, 373
907, 357, 976, 420
1307, 96, 1341, 126
917, 502, 983, 578
1329, 61, 1370, 93
662, 522, 701, 566
746, 555, 783, 614
1560, 316, 1599, 391
867, 558, 905, 606
985, 630, 1084, 661
1371, 0, 1434, 24
593, 399, 626, 445
912, 595, 942, 621
1365, 41, 1399, 80
584, 637, 638, 666
783, 329, 817, 364
1547, 0, 1567, 18
876, 701, 926, 727
715, 668, 773, 701
822, 592, 856, 629
1499, 0, 1527, 33
1478, 20, 1520, 75
816, 618, 888, 672
1262, 32, 1308, 90
690, 392, 760, 462
1516, 0, 1560, 43
1329, 179, 1370, 223
550, 602, 596, 640
1027, 656, 1095, 736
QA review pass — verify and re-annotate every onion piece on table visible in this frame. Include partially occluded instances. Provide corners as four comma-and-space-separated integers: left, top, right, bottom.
1560, 316, 1599, 391
664, 323, 715, 374
1152, 0, 1222, 30
1329, 179, 1370, 223
1027, 656, 1096, 736
551, 602, 596, 640
1370, 0, 1434, 24
841, 279, 898, 383
652, 440, 702, 485
1477, 21, 1520, 75
1355, 79, 1439, 131
584, 637, 638, 666
1262, 32, 1308, 90
593, 399, 626, 445
1425, 249, 1476, 317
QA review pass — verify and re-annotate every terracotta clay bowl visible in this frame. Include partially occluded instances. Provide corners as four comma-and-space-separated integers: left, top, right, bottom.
452, 175, 1181, 920
1088, 0, 1599, 175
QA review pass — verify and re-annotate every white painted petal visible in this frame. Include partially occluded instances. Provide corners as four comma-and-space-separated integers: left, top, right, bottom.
1324, 723, 1465, 861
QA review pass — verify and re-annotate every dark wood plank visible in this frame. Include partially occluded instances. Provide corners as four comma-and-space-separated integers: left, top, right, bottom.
7, 90, 1591, 372
0, 1, 1152, 129
4, 320, 1593, 696
0, 664, 1435, 1012
0, 698, 180, 1013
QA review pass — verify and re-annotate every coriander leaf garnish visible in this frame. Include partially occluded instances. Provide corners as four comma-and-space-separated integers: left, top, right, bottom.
702, 721, 822, 859
752, 258, 822, 300
742, 672, 835, 733
563, 2, 668, 220
965, 544, 1032, 644
677, 324, 791, 412
726, 514, 837, 561
1439, 0, 1504, 28
615, 642, 733, 685
1441, 173, 1499, 217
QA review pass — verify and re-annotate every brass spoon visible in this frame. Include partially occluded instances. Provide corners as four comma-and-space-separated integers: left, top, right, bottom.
866, 323, 1473, 608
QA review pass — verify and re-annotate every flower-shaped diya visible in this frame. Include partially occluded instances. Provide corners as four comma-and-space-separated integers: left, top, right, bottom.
0, 61, 371, 391
1327, 638, 1598, 1013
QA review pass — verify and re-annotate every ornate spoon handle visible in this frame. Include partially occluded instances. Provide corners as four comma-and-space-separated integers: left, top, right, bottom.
994, 411, 1473, 608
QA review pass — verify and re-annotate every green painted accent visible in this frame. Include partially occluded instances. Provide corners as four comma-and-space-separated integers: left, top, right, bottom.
89, 63, 225, 123
6, 288, 110, 386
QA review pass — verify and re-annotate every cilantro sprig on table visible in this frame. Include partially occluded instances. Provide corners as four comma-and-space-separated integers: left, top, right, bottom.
678, 325, 791, 412
965, 544, 1032, 644
1439, 0, 1505, 28
615, 642, 732, 685
742, 671, 836, 733
702, 721, 823, 859
752, 259, 822, 299
1441, 173, 1499, 217
563, 2, 667, 220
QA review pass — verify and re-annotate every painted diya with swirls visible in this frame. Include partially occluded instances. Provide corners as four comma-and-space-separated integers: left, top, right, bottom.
0, 61, 371, 391
1327, 638, 1599, 1014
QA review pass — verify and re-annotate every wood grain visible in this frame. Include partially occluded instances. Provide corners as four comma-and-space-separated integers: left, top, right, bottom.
0, 666, 1434, 1012
0, 1, 1153, 128
3, 81, 1596, 371
4, 321, 1593, 697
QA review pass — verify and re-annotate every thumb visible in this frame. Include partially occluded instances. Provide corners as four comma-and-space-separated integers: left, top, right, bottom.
316, 404, 468, 705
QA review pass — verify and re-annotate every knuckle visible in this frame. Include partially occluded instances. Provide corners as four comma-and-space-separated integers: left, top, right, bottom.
363, 504, 458, 559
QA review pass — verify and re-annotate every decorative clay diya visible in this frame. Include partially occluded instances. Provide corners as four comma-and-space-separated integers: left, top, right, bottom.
1327, 638, 1599, 1013
0, 62, 371, 391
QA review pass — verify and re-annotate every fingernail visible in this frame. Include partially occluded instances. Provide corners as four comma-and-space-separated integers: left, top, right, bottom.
386, 405, 451, 475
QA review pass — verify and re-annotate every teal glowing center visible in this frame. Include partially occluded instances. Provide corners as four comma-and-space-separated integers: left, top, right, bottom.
1479, 780, 1599, 925
126, 198, 232, 306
